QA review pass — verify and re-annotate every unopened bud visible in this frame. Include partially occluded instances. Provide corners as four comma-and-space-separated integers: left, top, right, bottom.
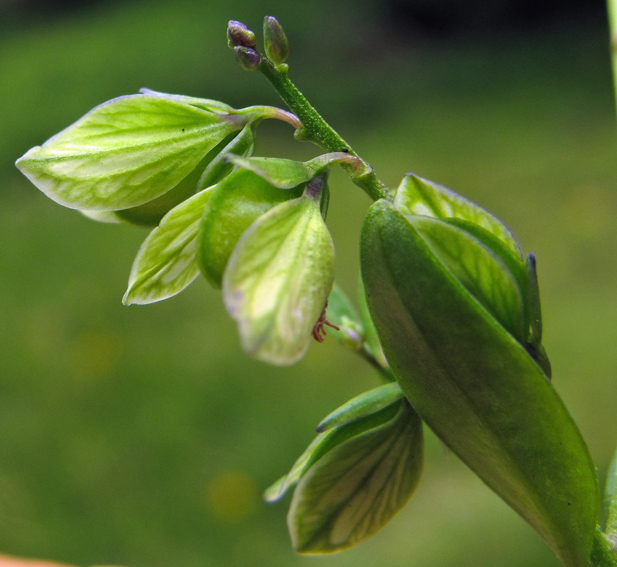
263, 16, 289, 65
227, 20, 256, 49
233, 46, 261, 71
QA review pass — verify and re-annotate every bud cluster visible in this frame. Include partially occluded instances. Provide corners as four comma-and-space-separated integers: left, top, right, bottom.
227, 17, 290, 71
227, 20, 261, 71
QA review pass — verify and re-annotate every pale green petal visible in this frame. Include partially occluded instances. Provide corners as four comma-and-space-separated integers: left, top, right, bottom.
223, 195, 335, 365
123, 187, 213, 305
16, 95, 242, 211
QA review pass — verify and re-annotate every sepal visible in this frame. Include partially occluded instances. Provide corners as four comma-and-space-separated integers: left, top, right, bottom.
123, 187, 214, 305
197, 169, 304, 289
273, 400, 423, 554
360, 199, 598, 567
223, 187, 335, 365
16, 94, 245, 212
227, 152, 359, 189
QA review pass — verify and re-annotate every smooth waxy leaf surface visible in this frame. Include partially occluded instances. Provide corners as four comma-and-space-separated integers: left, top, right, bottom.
139, 88, 235, 112
591, 530, 617, 567
80, 210, 121, 223
196, 124, 255, 191
606, 448, 617, 545
317, 383, 403, 432
357, 278, 388, 369
83, 126, 254, 227
227, 152, 357, 189
526, 253, 543, 346
123, 187, 213, 305
265, 402, 403, 504
409, 215, 525, 341
198, 169, 303, 288
289, 403, 423, 554
113, 149, 212, 227
16, 95, 243, 211
227, 156, 314, 188
223, 194, 334, 365
361, 199, 598, 567
394, 173, 521, 260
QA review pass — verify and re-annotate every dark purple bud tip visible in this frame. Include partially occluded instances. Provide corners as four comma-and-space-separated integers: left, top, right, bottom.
233, 46, 261, 71
263, 16, 290, 65
227, 20, 257, 49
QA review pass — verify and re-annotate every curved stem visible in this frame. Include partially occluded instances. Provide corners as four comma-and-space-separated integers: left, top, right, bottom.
244, 105, 302, 129
257, 57, 392, 202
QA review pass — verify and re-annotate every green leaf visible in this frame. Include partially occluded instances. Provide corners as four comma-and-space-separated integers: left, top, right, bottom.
223, 193, 335, 365
316, 383, 403, 432
408, 215, 526, 342
139, 88, 235, 112
591, 529, 617, 567
357, 278, 388, 369
113, 147, 213, 227
361, 199, 598, 567
265, 432, 334, 503
265, 401, 403, 503
80, 127, 254, 228
80, 210, 122, 224
526, 253, 543, 346
198, 169, 303, 289
606, 447, 617, 544
288, 403, 423, 554
16, 94, 243, 211
227, 152, 357, 189
445, 217, 528, 300
227, 156, 314, 188
197, 124, 256, 191
394, 173, 522, 260
123, 187, 213, 305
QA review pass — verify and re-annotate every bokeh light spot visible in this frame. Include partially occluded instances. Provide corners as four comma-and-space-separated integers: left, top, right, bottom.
205, 470, 257, 524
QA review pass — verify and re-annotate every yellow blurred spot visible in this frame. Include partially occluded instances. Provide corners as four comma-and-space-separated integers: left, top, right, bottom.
560, 185, 614, 239
65, 331, 122, 380
205, 470, 257, 524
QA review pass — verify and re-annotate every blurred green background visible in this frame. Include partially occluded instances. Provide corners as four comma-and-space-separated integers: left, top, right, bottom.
1, 0, 616, 566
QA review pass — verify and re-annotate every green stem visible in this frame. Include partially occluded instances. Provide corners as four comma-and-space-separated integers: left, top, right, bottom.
608, 0, 617, 118
257, 57, 392, 202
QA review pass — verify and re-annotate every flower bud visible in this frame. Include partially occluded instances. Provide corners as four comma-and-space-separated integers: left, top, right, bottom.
263, 16, 290, 65
233, 45, 261, 71
361, 193, 598, 567
227, 20, 256, 48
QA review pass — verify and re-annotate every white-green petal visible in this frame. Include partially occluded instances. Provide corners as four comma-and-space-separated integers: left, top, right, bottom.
394, 173, 522, 260
227, 152, 357, 189
289, 404, 423, 554
138, 88, 235, 112
123, 187, 214, 305
223, 195, 335, 365
408, 215, 526, 341
16, 95, 242, 211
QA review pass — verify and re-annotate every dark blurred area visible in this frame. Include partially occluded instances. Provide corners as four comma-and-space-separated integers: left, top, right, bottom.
0, 0, 607, 38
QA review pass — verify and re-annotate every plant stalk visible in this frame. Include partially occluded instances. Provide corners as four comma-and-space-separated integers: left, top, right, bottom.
257, 57, 392, 202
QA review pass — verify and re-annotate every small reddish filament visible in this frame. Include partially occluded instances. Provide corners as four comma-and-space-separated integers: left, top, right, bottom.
312, 303, 340, 343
